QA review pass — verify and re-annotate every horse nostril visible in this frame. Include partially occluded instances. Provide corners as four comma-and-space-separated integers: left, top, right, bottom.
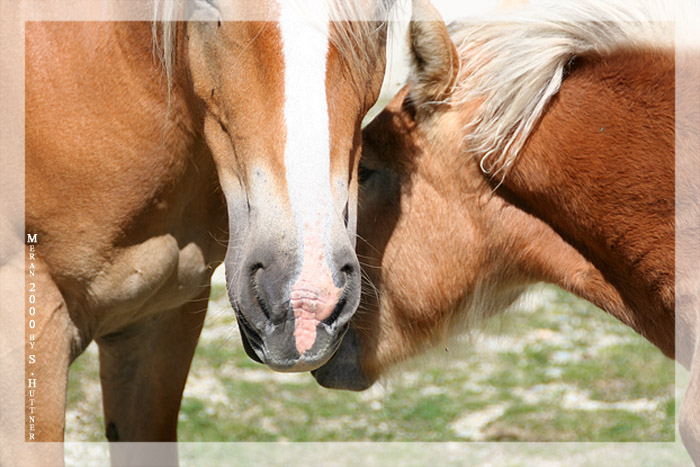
249, 263, 263, 297
340, 263, 355, 287
341, 263, 354, 275
250, 263, 265, 287
250, 263, 272, 320
319, 261, 358, 327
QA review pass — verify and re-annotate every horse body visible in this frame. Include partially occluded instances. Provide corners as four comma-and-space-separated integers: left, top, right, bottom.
26, 21, 226, 449
500, 47, 676, 356
24, 1, 458, 460
27, 10, 381, 449
316, 0, 696, 457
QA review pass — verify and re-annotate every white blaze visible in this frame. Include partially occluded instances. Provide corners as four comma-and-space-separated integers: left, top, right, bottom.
279, 1, 341, 355
279, 0, 331, 226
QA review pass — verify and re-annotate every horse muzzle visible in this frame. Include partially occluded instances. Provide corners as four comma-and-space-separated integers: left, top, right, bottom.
229, 239, 360, 372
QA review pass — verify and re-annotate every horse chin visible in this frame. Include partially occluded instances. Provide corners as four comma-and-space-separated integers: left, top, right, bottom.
311, 326, 372, 391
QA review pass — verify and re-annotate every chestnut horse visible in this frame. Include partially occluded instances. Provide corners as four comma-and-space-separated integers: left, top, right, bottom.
315, 0, 700, 460
22, 0, 456, 462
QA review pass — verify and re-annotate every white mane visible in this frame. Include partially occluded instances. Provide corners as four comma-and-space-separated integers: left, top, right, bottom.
448, 0, 674, 176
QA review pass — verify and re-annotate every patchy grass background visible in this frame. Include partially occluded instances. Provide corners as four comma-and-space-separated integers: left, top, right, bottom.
66, 271, 675, 443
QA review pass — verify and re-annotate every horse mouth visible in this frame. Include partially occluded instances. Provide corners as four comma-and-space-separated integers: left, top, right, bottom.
235, 313, 264, 364
235, 305, 350, 371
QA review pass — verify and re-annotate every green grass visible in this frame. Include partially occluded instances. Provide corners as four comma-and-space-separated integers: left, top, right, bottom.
488, 405, 662, 441
65, 284, 675, 442
65, 344, 104, 442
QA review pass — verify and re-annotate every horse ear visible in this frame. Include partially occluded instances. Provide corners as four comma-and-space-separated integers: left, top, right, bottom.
409, 0, 459, 106
385, 85, 411, 114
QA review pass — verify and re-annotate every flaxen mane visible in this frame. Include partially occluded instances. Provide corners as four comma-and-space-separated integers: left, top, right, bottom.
152, 0, 397, 95
448, 0, 674, 175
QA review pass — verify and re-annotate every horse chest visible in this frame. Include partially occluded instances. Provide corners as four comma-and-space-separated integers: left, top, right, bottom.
85, 235, 213, 337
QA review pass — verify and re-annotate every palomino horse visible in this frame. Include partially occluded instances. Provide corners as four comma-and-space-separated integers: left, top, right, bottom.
23, 0, 455, 458
315, 0, 700, 460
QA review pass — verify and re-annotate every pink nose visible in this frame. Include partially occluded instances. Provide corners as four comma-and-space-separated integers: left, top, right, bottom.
290, 245, 343, 355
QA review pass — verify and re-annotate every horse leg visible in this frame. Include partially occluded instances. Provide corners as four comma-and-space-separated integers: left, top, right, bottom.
24, 264, 85, 464
96, 288, 209, 464
680, 332, 700, 465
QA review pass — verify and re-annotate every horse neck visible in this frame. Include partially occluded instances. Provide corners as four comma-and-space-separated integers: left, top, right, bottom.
495, 47, 676, 356
421, 103, 627, 321
113, 22, 203, 136
106, 22, 219, 225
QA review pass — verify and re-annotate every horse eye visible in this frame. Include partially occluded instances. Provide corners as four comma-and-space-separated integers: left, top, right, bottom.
358, 163, 376, 185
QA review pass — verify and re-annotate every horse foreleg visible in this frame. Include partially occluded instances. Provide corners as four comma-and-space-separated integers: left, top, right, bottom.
680, 334, 700, 465
96, 289, 209, 463
22, 266, 84, 465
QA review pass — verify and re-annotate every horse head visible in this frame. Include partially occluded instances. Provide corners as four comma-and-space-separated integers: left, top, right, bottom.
311, 0, 460, 387
164, 0, 430, 371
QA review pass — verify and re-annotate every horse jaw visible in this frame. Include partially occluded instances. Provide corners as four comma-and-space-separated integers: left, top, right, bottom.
311, 326, 372, 391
